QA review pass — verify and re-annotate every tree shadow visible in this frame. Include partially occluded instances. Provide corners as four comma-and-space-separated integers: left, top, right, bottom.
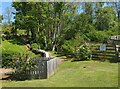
92, 56, 118, 63
107, 57, 118, 63
2, 73, 47, 81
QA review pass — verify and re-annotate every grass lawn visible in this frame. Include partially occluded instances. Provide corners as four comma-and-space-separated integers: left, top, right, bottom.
2, 60, 118, 87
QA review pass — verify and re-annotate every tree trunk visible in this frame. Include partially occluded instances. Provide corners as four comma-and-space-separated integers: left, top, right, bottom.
52, 5, 57, 51
44, 32, 47, 48
52, 44, 56, 51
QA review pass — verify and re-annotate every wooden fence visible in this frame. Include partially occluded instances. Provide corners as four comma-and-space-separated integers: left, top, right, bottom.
91, 44, 116, 61
14, 57, 58, 79
91, 35, 120, 62
111, 35, 120, 61
91, 44, 120, 61
115, 45, 120, 61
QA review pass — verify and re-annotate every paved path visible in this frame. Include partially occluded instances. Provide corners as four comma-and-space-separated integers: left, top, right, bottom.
0, 68, 14, 74
0, 68, 14, 79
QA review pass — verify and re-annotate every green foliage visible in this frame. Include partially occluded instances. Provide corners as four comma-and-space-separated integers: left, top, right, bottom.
17, 29, 26, 36
27, 51, 37, 58
9, 53, 38, 80
87, 30, 108, 42
2, 25, 13, 39
2, 40, 24, 67
105, 29, 119, 36
11, 2, 119, 53
86, 29, 119, 42
96, 6, 117, 31
12, 54, 37, 74
73, 44, 92, 61
12, 2, 77, 52
0, 15, 3, 23
62, 33, 86, 56
30, 43, 39, 50
7, 36, 26, 45
83, 3, 93, 23
62, 40, 75, 55
74, 13, 89, 33
2, 40, 36, 67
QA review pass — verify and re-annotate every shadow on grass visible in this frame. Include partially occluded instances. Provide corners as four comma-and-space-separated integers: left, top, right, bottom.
92, 56, 118, 63
2, 73, 47, 81
107, 57, 118, 63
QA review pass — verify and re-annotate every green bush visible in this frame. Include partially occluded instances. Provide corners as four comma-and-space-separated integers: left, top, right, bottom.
62, 33, 87, 56
12, 54, 37, 73
2, 50, 21, 67
87, 29, 119, 42
62, 40, 75, 55
11, 54, 37, 80
31, 43, 39, 50
2, 25, 14, 40
2, 40, 36, 67
2, 40, 24, 67
87, 30, 108, 42
73, 44, 92, 61
105, 29, 118, 37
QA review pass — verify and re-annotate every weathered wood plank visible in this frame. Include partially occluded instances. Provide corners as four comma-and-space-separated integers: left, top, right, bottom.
24, 57, 57, 79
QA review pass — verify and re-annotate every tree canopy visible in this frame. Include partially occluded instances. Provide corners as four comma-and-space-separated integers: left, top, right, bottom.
2, 2, 120, 53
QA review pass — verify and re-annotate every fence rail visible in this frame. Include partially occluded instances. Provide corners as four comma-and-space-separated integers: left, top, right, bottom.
91, 43, 120, 61
91, 45, 116, 60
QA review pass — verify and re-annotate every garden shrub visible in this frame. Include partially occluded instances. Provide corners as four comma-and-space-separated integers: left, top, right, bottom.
13, 54, 37, 73
62, 40, 75, 55
2, 40, 24, 67
31, 43, 39, 50
73, 43, 92, 61
2, 40, 36, 67
2, 26, 12, 39
11, 53, 37, 80
62, 33, 87, 57
2, 50, 21, 67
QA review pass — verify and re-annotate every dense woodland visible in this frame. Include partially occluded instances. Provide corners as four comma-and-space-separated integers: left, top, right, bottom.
0, 2, 120, 67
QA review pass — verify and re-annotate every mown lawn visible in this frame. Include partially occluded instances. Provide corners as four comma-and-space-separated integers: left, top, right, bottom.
2, 61, 118, 87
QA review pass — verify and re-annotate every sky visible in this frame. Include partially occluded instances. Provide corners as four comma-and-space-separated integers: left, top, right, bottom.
1, 1, 13, 15
1, 2, 15, 23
